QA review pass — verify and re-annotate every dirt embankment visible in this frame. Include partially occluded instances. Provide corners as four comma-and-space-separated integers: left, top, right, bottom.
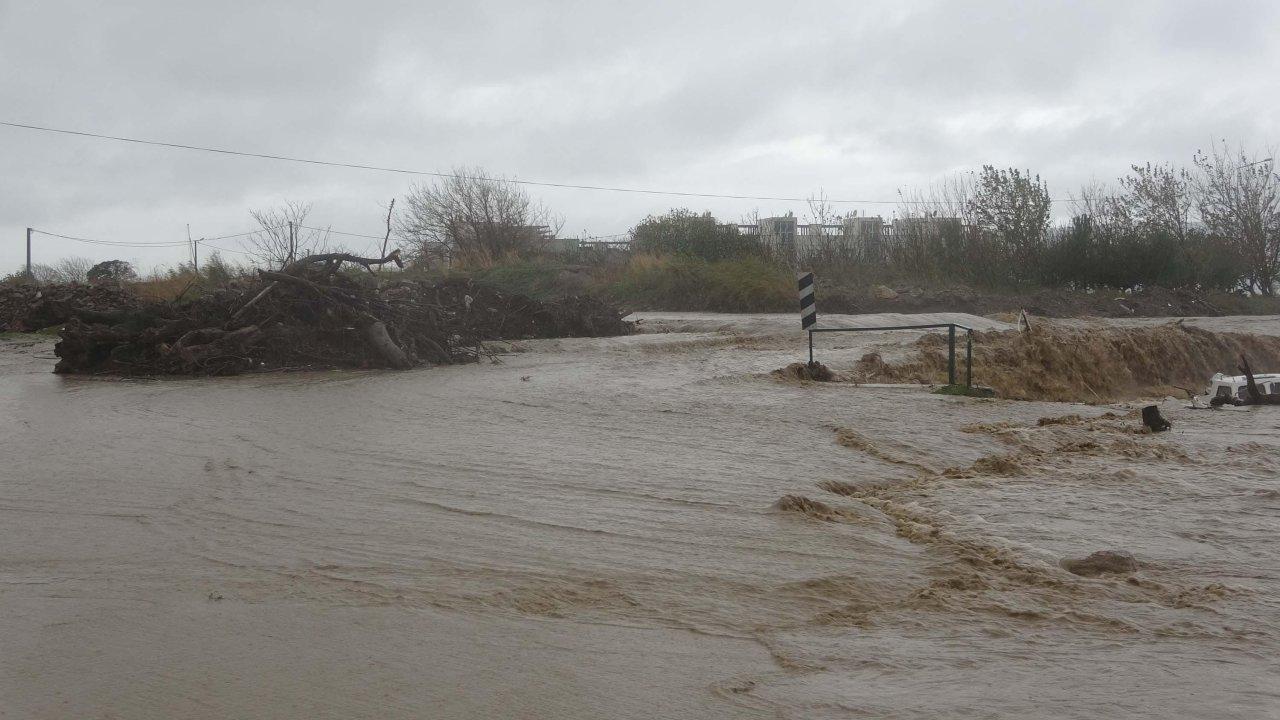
842, 323, 1280, 402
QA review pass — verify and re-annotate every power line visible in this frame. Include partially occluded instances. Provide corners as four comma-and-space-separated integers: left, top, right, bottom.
30, 228, 190, 248
296, 224, 636, 241
30, 223, 376, 256
32, 224, 290, 248
296, 224, 385, 241
203, 226, 280, 242
0, 119, 1081, 205
198, 241, 253, 256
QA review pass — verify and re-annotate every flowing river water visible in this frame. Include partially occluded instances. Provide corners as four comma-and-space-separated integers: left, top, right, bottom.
2, 312, 1278, 718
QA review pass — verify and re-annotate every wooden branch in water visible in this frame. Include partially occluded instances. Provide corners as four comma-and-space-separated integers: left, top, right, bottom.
1237, 354, 1280, 405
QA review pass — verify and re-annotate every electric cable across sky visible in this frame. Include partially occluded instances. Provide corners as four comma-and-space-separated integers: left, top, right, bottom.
0, 119, 1085, 205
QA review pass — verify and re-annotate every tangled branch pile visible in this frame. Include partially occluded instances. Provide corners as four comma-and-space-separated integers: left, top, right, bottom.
1, 283, 136, 332
52, 253, 633, 375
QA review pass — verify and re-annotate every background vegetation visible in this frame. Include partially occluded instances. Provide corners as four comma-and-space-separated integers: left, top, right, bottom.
7, 143, 1279, 314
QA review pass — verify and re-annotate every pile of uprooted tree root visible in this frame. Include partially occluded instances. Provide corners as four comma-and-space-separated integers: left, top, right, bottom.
52, 252, 633, 375
1, 282, 137, 332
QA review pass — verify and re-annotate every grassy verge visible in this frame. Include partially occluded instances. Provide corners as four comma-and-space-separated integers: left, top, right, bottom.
456, 261, 585, 301
603, 254, 792, 312
932, 384, 997, 398
413, 254, 796, 313
0, 329, 59, 342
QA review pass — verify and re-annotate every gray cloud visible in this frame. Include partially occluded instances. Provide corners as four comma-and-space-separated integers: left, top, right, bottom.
2, 0, 1277, 272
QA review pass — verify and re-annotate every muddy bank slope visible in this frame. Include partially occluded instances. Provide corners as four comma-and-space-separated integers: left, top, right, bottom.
852, 321, 1280, 401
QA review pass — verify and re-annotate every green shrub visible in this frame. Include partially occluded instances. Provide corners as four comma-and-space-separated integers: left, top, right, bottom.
607, 254, 790, 311
702, 256, 793, 311
631, 209, 766, 262
463, 260, 567, 299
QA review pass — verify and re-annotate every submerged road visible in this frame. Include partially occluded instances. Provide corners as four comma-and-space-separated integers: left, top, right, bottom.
2, 314, 1278, 718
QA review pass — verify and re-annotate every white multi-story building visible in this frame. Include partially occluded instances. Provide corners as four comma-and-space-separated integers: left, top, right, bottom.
737, 213, 889, 261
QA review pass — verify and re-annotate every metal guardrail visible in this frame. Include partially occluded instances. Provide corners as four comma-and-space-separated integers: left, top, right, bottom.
808, 323, 974, 388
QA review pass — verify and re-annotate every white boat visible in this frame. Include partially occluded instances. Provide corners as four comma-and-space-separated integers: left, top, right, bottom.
1203, 372, 1280, 406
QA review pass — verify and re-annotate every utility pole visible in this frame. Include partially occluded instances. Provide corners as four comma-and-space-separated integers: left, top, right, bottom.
26, 227, 32, 279
288, 221, 296, 263
187, 224, 198, 271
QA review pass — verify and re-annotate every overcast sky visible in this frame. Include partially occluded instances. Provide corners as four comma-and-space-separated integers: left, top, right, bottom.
2, 0, 1277, 274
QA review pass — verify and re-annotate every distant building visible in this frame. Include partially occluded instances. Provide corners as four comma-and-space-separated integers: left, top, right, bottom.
733, 213, 888, 262
545, 212, 975, 264
547, 236, 632, 256
546, 236, 581, 254
757, 214, 799, 255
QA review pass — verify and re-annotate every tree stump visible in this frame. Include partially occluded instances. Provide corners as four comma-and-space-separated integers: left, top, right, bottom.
1142, 405, 1171, 432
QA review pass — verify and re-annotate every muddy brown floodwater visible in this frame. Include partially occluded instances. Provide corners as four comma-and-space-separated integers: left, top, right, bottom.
2, 312, 1279, 719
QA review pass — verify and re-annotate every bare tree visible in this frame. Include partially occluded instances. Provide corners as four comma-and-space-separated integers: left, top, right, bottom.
805, 189, 838, 227
23, 259, 77, 284
891, 173, 977, 281
397, 166, 562, 267
27, 264, 61, 285
1117, 162, 1194, 241
1193, 143, 1280, 295
379, 198, 395, 265
896, 172, 975, 223
1070, 181, 1129, 233
55, 256, 94, 283
28, 256, 95, 284
802, 188, 855, 269
247, 201, 332, 269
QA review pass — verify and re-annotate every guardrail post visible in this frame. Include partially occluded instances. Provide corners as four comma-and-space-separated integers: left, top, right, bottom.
947, 324, 957, 386
965, 329, 973, 388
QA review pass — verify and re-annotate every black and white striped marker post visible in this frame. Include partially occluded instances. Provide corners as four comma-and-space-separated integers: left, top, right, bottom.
798, 272, 817, 364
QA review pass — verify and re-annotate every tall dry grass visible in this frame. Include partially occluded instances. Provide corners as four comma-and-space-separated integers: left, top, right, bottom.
127, 272, 203, 302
